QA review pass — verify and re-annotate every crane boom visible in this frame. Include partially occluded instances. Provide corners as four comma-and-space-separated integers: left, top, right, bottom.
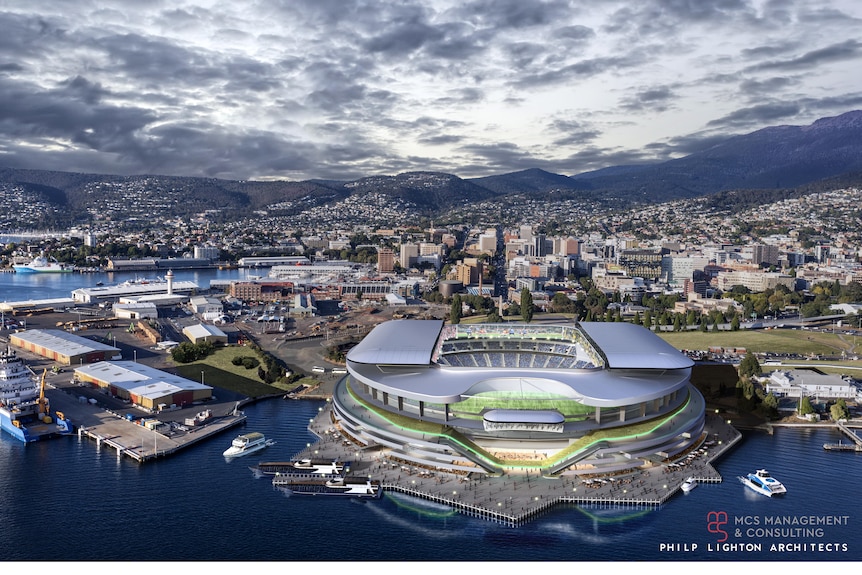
37, 368, 49, 417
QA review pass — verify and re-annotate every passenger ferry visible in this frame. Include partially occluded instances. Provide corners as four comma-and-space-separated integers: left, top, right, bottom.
289, 458, 346, 475
250, 459, 347, 478
222, 432, 275, 458
273, 476, 382, 498
738, 469, 786, 497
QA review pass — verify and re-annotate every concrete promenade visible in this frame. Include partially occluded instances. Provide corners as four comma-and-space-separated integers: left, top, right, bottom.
288, 408, 742, 526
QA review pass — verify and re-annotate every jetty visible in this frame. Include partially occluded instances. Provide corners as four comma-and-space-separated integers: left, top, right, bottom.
823, 421, 862, 452
43, 384, 247, 462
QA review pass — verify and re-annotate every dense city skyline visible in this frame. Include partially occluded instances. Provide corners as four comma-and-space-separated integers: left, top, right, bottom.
2, 1, 862, 182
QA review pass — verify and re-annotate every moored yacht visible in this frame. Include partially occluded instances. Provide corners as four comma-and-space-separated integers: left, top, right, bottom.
223, 432, 275, 458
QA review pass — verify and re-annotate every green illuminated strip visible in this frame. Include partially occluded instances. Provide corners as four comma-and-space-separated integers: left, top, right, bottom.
345, 379, 692, 471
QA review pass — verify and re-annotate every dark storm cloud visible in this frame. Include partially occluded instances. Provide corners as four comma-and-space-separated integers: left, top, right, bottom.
451, 0, 575, 30
547, 119, 601, 147
361, 5, 444, 56
0, 0, 859, 181
743, 40, 862, 73
556, 25, 595, 43
513, 53, 648, 89
619, 86, 677, 113
0, 75, 155, 145
738, 76, 798, 98
706, 102, 804, 129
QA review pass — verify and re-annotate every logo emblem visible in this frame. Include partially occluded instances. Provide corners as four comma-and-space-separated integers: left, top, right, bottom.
707, 511, 728, 542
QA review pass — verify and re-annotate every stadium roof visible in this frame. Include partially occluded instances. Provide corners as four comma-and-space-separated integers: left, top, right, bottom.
578, 322, 694, 370
346, 320, 694, 406
347, 319, 443, 365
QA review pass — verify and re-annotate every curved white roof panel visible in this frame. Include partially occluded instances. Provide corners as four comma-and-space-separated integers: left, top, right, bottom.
346, 320, 694, 406
579, 322, 694, 370
347, 319, 443, 365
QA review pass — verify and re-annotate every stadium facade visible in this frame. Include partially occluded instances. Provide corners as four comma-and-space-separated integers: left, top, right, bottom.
333, 320, 706, 476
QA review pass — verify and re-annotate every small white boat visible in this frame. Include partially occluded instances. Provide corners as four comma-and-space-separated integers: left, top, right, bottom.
681, 478, 697, 493
738, 469, 786, 497
223, 432, 275, 458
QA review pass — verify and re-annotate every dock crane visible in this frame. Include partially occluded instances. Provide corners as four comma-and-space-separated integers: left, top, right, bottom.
37, 368, 52, 424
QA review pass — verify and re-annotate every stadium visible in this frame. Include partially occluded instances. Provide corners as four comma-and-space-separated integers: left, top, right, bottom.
331, 319, 706, 477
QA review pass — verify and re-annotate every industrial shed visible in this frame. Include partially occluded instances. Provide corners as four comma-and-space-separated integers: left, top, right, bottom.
9, 329, 122, 365
112, 302, 159, 320
73, 361, 213, 410
182, 323, 228, 345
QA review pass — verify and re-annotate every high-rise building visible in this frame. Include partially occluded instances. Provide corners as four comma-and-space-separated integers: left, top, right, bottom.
377, 247, 395, 273
400, 243, 419, 268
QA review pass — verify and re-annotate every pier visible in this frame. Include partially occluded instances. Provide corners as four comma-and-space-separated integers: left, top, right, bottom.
823, 421, 862, 452
44, 383, 248, 462
286, 408, 741, 527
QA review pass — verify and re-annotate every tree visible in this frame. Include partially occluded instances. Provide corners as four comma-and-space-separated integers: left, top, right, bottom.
830, 399, 850, 421
450, 294, 462, 325
730, 315, 740, 331
798, 396, 815, 416
738, 351, 762, 378
761, 392, 779, 419
520, 288, 534, 323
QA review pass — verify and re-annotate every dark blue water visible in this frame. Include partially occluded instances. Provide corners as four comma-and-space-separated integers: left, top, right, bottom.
1, 272, 861, 562
1, 400, 860, 562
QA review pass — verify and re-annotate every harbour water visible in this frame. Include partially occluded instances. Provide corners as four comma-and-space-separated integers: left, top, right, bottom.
1, 271, 861, 562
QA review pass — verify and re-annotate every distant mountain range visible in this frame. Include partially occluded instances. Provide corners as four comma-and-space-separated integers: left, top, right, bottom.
2, 110, 862, 228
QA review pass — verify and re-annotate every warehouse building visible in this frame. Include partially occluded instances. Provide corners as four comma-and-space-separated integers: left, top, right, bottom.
112, 302, 159, 320
182, 323, 228, 345
9, 329, 122, 365
73, 361, 213, 411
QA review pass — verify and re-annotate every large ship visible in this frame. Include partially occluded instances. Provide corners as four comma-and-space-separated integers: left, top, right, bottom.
0, 351, 73, 442
13, 254, 73, 273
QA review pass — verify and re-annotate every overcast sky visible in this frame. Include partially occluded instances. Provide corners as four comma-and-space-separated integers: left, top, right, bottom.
1, 1, 861, 182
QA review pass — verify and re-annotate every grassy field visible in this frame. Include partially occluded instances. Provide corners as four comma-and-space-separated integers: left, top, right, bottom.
658, 329, 856, 355
170, 346, 319, 398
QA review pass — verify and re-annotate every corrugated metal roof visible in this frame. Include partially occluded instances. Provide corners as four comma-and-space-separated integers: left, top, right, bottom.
12, 329, 120, 355
75, 361, 211, 397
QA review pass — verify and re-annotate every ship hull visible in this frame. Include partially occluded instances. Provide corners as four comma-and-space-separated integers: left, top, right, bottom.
0, 410, 74, 443
12, 266, 72, 273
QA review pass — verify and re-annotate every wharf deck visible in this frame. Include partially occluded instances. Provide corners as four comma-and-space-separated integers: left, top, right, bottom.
292, 409, 742, 527
44, 384, 247, 462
